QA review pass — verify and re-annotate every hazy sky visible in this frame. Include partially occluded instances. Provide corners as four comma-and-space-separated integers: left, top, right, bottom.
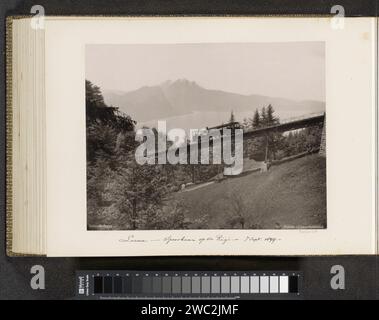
86, 42, 325, 102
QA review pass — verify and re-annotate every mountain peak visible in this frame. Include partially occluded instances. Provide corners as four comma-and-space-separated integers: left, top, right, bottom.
160, 78, 200, 89
103, 79, 325, 124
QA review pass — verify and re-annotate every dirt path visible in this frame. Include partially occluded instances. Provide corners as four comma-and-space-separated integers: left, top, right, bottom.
180, 181, 215, 192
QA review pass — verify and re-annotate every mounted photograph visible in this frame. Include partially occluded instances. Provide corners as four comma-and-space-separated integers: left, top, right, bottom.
8, 16, 376, 257
85, 42, 326, 231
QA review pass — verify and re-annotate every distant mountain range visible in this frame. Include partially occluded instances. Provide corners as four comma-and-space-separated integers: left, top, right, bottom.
103, 79, 325, 132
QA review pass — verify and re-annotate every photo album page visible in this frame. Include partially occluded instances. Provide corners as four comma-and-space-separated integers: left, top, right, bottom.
44, 17, 376, 256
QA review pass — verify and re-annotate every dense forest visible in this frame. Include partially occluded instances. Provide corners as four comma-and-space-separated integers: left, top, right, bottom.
86, 80, 208, 230
242, 106, 323, 162
86, 80, 323, 230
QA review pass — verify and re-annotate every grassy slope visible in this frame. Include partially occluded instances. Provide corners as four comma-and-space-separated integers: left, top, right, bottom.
176, 154, 326, 229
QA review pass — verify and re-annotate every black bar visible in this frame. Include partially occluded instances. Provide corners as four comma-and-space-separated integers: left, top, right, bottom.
6, 0, 377, 17
104, 277, 113, 294
93, 276, 103, 294
289, 276, 299, 293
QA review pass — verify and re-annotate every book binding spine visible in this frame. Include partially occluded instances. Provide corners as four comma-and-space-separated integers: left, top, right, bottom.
5, 16, 14, 257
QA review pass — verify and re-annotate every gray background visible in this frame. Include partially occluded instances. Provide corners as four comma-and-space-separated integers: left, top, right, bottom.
0, 0, 378, 300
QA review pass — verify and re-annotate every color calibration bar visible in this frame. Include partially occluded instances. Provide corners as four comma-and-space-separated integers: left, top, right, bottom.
76, 271, 301, 299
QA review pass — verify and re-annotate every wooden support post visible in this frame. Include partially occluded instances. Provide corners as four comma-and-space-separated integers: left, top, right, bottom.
265, 134, 269, 162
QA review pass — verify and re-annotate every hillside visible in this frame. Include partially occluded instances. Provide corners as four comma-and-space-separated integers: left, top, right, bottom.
175, 154, 326, 229
103, 79, 325, 125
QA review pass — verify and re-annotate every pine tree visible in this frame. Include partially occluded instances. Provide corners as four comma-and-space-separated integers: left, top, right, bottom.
264, 105, 284, 160
260, 106, 267, 127
86, 80, 106, 107
252, 109, 261, 129
266, 104, 278, 125
113, 153, 169, 229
